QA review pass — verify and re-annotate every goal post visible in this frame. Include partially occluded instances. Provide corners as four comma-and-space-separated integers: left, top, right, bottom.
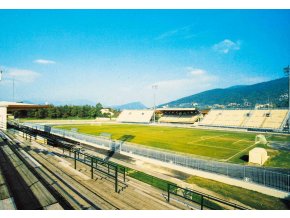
255, 134, 268, 145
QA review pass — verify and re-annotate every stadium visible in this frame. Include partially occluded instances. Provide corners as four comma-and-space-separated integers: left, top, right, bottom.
0, 9, 290, 211
1, 95, 290, 210
44, 107, 290, 166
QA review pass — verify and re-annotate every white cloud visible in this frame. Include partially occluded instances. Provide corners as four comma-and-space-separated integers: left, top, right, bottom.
186, 67, 206, 76
155, 25, 195, 40
34, 59, 56, 64
7, 68, 40, 83
213, 39, 241, 54
156, 29, 179, 40
150, 68, 218, 104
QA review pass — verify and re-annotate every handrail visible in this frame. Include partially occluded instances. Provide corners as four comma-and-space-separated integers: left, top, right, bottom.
167, 183, 249, 210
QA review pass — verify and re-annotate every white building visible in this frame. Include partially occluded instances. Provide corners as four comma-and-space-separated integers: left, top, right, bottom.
249, 147, 269, 166
100, 108, 114, 116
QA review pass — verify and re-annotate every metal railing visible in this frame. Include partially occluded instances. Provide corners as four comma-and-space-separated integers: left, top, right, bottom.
22, 122, 290, 193
167, 183, 249, 210
67, 147, 126, 193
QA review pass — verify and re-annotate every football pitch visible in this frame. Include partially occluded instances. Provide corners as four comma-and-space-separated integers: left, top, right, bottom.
55, 123, 283, 161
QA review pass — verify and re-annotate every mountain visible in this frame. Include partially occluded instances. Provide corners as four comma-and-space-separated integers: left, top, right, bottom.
227, 85, 247, 89
160, 77, 288, 109
111, 101, 147, 111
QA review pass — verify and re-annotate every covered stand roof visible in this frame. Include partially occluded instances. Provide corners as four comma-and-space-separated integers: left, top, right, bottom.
0, 101, 49, 112
156, 108, 197, 112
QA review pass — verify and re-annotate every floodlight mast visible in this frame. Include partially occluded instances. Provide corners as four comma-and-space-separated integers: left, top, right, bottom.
284, 65, 290, 132
152, 85, 158, 123
13, 77, 15, 102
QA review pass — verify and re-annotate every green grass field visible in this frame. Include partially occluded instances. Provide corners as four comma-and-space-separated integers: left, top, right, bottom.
56, 123, 290, 167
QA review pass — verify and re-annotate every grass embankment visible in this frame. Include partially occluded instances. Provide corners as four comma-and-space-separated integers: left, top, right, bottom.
230, 145, 290, 168
126, 168, 289, 209
186, 176, 290, 210
228, 134, 290, 168
126, 168, 173, 191
126, 169, 223, 209
264, 151, 290, 168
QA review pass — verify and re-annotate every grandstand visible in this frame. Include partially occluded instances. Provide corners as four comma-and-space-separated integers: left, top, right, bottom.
242, 110, 266, 128
116, 108, 201, 124
260, 110, 288, 129
0, 101, 49, 130
116, 109, 154, 123
157, 108, 201, 124
199, 109, 289, 130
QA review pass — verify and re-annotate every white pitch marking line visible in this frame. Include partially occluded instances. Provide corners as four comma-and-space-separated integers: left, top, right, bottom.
232, 139, 251, 144
191, 143, 240, 151
226, 142, 257, 162
188, 134, 229, 144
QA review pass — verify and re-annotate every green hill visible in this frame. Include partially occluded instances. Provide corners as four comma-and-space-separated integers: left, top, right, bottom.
160, 77, 288, 109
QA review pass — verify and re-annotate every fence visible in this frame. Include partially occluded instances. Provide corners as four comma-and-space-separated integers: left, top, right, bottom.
167, 183, 249, 210
22, 122, 290, 193
24, 123, 112, 149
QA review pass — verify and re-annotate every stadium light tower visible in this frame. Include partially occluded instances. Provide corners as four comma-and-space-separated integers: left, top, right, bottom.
152, 84, 158, 123
283, 65, 290, 132
12, 76, 15, 102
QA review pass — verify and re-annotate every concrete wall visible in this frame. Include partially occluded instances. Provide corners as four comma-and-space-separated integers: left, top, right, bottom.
0, 106, 7, 130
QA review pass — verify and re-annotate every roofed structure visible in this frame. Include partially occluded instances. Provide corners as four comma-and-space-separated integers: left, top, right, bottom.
156, 108, 197, 112
0, 101, 49, 130
156, 108, 201, 124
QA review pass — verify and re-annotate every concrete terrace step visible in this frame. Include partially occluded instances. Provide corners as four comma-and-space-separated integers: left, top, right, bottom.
31, 151, 116, 209
0, 144, 59, 209
31, 151, 118, 210
62, 156, 177, 210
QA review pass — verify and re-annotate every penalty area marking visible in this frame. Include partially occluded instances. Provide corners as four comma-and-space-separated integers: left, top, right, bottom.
190, 142, 240, 151
226, 141, 257, 162
188, 134, 229, 144
232, 139, 252, 144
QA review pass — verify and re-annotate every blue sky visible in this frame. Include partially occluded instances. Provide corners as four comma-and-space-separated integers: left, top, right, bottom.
0, 10, 289, 106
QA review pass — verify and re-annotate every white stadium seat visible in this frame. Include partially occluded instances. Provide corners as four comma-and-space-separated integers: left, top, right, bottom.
117, 110, 154, 123
200, 109, 288, 130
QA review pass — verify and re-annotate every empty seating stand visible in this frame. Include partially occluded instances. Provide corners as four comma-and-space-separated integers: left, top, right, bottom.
199, 110, 223, 126
200, 109, 289, 130
262, 110, 289, 129
0, 165, 16, 210
242, 110, 267, 128
156, 108, 201, 124
117, 110, 154, 123
159, 114, 181, 123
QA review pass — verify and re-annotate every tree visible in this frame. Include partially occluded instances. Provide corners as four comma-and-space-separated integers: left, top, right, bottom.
89, 107, 96, 118
71, 106, 78, 117
95, 103, 103, 117
35, 109, 46, 119
47, 107, 57, 119
77, 107, 84, 118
